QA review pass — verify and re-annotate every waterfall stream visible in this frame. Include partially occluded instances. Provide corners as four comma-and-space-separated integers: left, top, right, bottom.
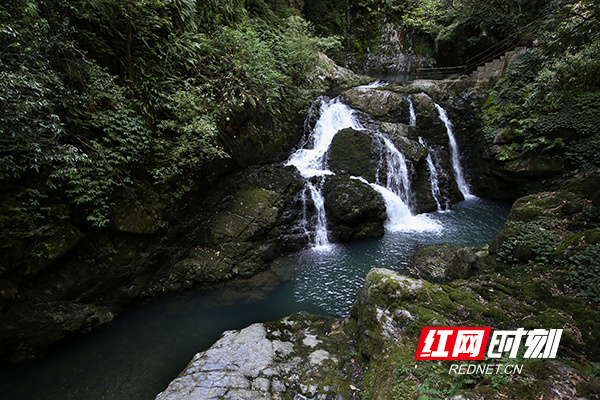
435, 103, 474, 199
408, 97, 417, 127
286, 93, 450, 243
418, 137, 443, 210
285, 97, 364, 249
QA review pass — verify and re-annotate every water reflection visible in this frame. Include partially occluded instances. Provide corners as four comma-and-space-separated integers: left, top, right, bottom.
0, 197, 511, 400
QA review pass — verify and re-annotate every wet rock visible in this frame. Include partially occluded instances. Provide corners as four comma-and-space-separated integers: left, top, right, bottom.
160, 164, 306, 290
155, 313, 364, 400
350, 268, 436, 358
378, 121, 419, 140
327, 128, 377, 181
341, 87, 409, 122
409, 245, 485, 284
0, 220, 85, 278
108, 187, 164, 234
322, 175, 386, 241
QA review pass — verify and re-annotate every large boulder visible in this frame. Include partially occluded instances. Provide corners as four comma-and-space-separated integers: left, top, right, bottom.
160, 165, 307, 290
341, 87, 410, 122
327, 128, 377, 181
322, 175, 387, 241
408, 244, 485, 284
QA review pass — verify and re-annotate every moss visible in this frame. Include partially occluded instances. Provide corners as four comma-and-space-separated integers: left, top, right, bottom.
563, 172, 600, 199
327, 128, 375, 180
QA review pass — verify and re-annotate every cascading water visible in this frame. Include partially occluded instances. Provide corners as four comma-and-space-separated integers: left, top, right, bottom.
286, 96, 364, 249
305, 181, 329, 249
434, 103, 474, 199
287, 97, 363, 178
375, 134, 412, 207
418, 137, 443, 210
370, 133, 439, 232
408, 97, 417, 127
287, 92, 461, 247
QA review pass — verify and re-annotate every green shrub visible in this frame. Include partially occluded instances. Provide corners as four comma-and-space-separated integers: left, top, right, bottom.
567, 244, 600, 302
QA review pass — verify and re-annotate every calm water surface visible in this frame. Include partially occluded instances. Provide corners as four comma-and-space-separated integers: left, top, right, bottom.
0, 197, 511, 400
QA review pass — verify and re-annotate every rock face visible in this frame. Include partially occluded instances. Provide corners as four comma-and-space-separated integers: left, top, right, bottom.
408, 245, 485, 284
337, 82, 470, 213
0, 164, 308, 361
155, 313, 364, 400
327, 128, 376, 180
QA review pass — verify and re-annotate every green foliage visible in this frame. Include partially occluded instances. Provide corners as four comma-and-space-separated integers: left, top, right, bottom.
566, 133, 600, 170
402, 0, 447, 35
536, 92, 600, 137
51, 105, 152, 226
0, 0, 69, 179
497, 221, 558, 264
1, 0, 337, 242
483, 2, 600, 163
302, 0, 349, 38
567, 244, 600, 302
402, 0, 545, 48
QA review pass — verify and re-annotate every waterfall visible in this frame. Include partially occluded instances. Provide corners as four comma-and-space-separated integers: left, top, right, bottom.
287, 97, 362, 177
375, 134, 412, 207
418, 137, 443, 210
408, 97, 417, 127
371, 184, 439, 232
286, 97, 363, 249
370, 135, 440, 232
356, 80, 389, 89
306, 180, 329, 249
286, 93, 445, 248
434, 103, 474, 199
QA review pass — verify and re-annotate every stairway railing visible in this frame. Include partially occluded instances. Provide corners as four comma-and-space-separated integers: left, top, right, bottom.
414, 21, 539, 80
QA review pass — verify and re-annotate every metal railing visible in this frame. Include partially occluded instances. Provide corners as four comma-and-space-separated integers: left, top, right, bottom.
414, 21, 539, 80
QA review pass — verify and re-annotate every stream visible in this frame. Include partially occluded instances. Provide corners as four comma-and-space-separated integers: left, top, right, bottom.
0, 197, 510, 400
0, 85, 513, 400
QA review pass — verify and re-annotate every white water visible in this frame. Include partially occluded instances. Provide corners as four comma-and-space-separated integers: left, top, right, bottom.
434, 103, 474, 199
408, 97, 417, 127
375, 135, 412, 207
418, 137, 443, 210
306, 181, 330, 250
286, 97, 364, 249
372, 184, 441, 232
356, 80, 389, 89
286, 97, 362, 177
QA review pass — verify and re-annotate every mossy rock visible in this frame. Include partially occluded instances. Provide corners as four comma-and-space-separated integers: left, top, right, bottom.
327, 128, 376, 180
563, 172, 600, 200
410, 245, 483, 284
19, 221, 84, 277
500, 152, 565, 177
341, 87, 408, 122
209, 187, 281, 242
389, 136, 427, 164
493, 126, 526, 145
109, 199, 163, 235
322, 175, 386, 241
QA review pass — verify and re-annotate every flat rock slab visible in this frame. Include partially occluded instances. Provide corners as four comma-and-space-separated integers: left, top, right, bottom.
156, 312, 364, 400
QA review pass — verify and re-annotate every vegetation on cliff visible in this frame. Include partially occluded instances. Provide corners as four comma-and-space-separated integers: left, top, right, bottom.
0, 0, 338, 267
483, 0, 600, 169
